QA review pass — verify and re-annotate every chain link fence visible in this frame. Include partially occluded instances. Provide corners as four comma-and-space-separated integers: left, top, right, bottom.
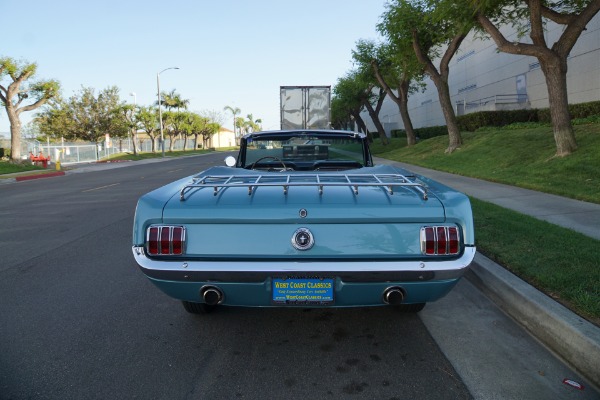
1, 136, 199, 165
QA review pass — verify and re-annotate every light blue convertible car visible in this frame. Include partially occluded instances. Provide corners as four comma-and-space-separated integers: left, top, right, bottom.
132, 130, 475, 313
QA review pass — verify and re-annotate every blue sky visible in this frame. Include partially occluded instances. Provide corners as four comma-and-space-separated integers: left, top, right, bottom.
1, 0, 386, 133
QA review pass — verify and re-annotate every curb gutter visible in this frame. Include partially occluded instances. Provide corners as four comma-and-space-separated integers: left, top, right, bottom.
14, 171, 66, 181
467, 253, 600, 389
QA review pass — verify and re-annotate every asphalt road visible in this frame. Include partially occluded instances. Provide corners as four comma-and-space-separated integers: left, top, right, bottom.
0, 154, 470, 400
0, 154, 596, 399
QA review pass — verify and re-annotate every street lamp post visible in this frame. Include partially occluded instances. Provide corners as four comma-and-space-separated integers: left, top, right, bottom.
157, 67, 179, 157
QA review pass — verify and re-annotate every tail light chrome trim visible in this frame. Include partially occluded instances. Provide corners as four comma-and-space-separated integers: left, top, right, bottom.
146, 226, 186, 256
420, 226, 460, 256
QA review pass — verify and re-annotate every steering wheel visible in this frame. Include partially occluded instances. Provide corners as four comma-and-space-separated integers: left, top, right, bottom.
249, 156, 287, 171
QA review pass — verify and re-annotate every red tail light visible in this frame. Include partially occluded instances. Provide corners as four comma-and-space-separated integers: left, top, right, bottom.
423, 226, 435, 255
421, 226, 460, 256
148, 226, 159, 255
448, 227, 459, 254
146, 226, 186, 255
436, 227, 447, 255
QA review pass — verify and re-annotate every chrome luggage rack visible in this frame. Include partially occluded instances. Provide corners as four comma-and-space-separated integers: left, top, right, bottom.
180, 173, 428, 201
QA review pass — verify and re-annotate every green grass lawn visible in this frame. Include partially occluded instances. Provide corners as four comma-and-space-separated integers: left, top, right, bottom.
104, 148, 213, 161
371, 123, 600, 204
371, 122, 600, 324
472, 198, 600, 325
0, 161, 44, 176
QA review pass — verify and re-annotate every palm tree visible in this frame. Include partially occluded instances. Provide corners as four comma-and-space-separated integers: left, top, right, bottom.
223, 105, 241, 143
172, 92, 189, 112
156, 89, 190, 150
245, 113, 262, 133
158, 89, 188, 112
235, 116, 246, 136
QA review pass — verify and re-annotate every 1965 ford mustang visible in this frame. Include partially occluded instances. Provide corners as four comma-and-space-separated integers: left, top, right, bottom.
132, 130, 475, 314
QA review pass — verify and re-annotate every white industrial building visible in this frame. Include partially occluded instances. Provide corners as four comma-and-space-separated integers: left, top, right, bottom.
363, 14, 600, 134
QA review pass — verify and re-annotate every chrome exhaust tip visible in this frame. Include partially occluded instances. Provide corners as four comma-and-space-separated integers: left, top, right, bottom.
383, 287, 404, 305
201, 286, 224, 306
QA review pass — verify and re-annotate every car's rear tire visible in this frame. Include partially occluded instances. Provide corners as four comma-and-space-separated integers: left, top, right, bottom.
182, 301, 216, 314
395, 303, 426, 313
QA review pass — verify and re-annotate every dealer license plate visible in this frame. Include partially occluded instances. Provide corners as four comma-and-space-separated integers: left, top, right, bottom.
272, 277, 334, 304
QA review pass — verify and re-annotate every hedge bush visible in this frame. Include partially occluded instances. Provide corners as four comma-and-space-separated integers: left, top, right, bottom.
457, 109, 539, 132
388, 100, 600, 137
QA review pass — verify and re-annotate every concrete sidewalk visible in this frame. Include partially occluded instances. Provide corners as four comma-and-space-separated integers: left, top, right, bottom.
376, 158, 600, 240
376, 157, 600, 389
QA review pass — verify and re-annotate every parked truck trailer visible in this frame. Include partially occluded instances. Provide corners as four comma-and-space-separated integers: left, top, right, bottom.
280, 86, 331, 130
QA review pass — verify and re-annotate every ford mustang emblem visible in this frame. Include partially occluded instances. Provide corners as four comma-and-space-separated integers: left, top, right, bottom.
292, 228, 314, 251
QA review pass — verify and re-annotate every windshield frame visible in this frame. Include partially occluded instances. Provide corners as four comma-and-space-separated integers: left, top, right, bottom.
236, 130, 373, 169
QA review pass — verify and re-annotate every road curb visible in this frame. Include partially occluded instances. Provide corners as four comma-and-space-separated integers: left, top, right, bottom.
14, 171, 66, 181
467, 253, 600, 389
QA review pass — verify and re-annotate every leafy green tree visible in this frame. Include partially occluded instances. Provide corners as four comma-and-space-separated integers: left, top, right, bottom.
34, 96, 73, 141
332, 77, 368, 133
350, 44, 395, 145
187, 113, 209, 149
162, 111, 185, 152
203, 122, 221, 148
359, 78, 389, 145
467, 0, 600, 156
156, 90, 190, 151
184, 112, 220, 148
114, 104, 138, 155
0, 57, 60, 160
136, 106, 160, 152
335, 71, 389, 145
179, 111, 211, 151
179, 111, 193, 151
354, 39, 423, 146
70, 86, 124, 144
35, 86, 124, 152
329, 98, 345, 130
380, 0, 474, 153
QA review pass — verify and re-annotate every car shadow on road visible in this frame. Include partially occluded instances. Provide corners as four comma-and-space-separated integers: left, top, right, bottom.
169, 305, 472, 400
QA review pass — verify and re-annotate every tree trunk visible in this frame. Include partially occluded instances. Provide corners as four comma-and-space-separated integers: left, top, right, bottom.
353, 112, 367, 133
412, 31, 465, 153
371, 61, 417, 146
433, 77, 462, 153
398, 81, 417, 146
540, 57, 577, 156
8, 107, 22, 161
132, 129, 138, 156
364, 101, 389, 145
